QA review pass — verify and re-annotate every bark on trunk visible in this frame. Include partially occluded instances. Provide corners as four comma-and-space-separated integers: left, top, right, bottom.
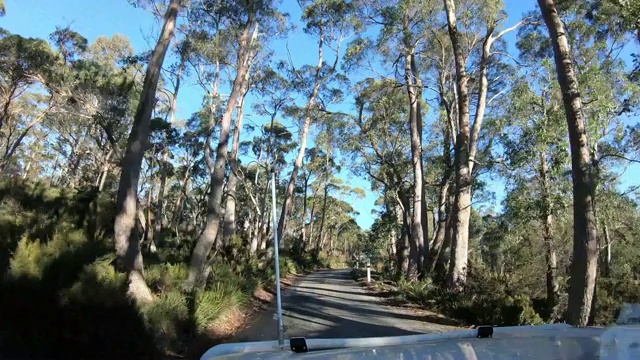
96, 148, 114, 192
538, 0, 599, 327
428, 172, 451, 273
540, 152, 559, 311
435, 191, 455, 283
222, 86, 250, 247
222, 97, 244, 246
186, 19, 258, 289
113, 0, 180, 304
307, 198, 317, 252
402, 13, 426, 277
146, 187, 156, 253
444, 0, 472, 290
398, 189, 418, 280
315, 168, 330, 254
395, 199, 409, 277
300, 172, 309, 251
405, 45, 428, 276
602, 221, 611, 277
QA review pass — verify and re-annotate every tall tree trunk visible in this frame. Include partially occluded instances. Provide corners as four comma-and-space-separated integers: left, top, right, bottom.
404, 46, 426, 277
307, 198, 317, 252
397, 189, 418, 279
428, 172, 451, 273
315, 177, 330, 254
146, 186, 156, 253
113, 0, 180, 304
539, 152, 559, 311
444, 0, 472, 290
96, 148, 114, 192
538, 0, 599, 327
223, 85, 250, 247
602, 221, 611, 277
187, 19, 258, 289
435, 191, 455, 284
397, 190, 414, 279
394, 197, 408, 277
300, 172, 309, 251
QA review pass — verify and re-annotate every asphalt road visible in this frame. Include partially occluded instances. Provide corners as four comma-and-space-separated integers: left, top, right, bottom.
232, 269, 459, 342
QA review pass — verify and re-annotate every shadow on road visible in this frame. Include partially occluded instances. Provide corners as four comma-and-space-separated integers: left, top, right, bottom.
231, 268, 462, 347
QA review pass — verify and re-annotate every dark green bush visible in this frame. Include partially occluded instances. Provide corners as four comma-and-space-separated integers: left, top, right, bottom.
593, 278, 640, 325
391, 267, 544, 326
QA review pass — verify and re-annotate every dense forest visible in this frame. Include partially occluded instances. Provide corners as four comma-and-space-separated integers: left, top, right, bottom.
0, 0, 639, 358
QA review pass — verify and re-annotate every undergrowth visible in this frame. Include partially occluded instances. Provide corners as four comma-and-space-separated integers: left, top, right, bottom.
358, 262, 636, 327
0, 181, 310, 358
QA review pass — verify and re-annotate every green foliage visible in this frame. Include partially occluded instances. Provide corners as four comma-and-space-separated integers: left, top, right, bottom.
594, 278, 640, 325
391, 268, 544, 326
141, 290, 189, 352
0, 229, 157, 358
325, 254, 347, 269
397, 278, 436, 306
195, 282, 247, 333
146, 263, 188, 293
59, 254, 126, 306
280, 256, 299, 275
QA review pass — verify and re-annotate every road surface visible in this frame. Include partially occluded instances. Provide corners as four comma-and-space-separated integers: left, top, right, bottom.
232, 269, 459, 342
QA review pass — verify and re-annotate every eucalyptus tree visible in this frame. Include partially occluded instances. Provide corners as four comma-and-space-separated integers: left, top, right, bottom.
244, 120, 295, 255
245, 69, 296, 255
113, 0, 182, 303
536, 0, 599, 327
186, 0, 285, 288
276, 0, 361, 249
518, 0, 639, 326
350, 0, 446, 278
0, 30, 64, 174
342, 78, 413, 277
441, 0, 522, 289
500, 69, 570, 313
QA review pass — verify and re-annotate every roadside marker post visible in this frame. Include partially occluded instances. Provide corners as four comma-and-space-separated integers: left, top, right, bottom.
366, 258, 371, 283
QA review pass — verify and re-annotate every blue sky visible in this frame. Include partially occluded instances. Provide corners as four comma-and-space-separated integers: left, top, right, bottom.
3, 0, 637, 229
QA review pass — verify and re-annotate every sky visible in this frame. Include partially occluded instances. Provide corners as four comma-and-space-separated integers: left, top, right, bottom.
2, 0, 638, 230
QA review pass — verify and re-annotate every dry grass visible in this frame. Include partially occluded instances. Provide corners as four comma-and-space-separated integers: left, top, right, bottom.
183, 272, 304, 358
207, 307, 247, 339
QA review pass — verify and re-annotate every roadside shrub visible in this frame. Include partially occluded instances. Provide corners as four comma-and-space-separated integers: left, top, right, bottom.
594, 278, 640, 325
0, 183, 159, 359
146, 263, 188, 293
391, 268, 544, 326
196, 282, 247, 333
280, 256, 299, 275
327, 254, 347, 269
397, 278, 436, 306
142, 289, 189, 352
8, 237, 43, 279
59, 254, 126, 306
209, 261, 243, 288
